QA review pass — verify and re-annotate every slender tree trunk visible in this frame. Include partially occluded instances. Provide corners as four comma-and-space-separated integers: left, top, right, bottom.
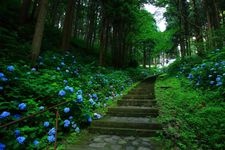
99, 16, 107, 66
31, 0, 48, 65
73, 0, 81, 38
61, 0, 75, 51
192, 0, 204, 56
20, 0, 32, 24
143, 47, 147, 68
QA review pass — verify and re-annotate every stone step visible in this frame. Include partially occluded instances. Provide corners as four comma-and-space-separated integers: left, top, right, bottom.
123, 95, 155, 99
128, 91, 153, 95
91, 117, 162, 130
107, 106, 159, 117
117, 99, 156, 106
89, 127, 159, 137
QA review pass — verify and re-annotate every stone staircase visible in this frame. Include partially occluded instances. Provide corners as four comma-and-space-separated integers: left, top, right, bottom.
89, 76, 162, 137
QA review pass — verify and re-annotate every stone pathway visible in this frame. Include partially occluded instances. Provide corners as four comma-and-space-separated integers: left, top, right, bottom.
67, 76, 161, 150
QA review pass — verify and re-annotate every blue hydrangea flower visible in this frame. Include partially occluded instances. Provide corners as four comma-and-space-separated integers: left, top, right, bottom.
210, 81, 215, 85
72, 123, 77, 129
39, 106, 45, 110
44, 121, 50, 127
69, 116, 73, 120
33, 140, 39, 146
215, 63, 219, 67
1, 77, 8, 82
63, 80, 68, 84
58, 90, 66, 97
196, 81, 200, 86
216, 77, 221, 82
75, 127, 80, 133
64, 86, 74, 93
93, 113, 102, 119
89, 98, 96, 106
31, 68, 36, 72
201, 63, 206, 68
13, 114, 21, 120
216, 82, 223, 86
187, 74, 193, 79
18, 103, 27, 110
16, 136, 26, 144
77, 95, 83, 103
0, 86, 3, 91
14, 129, 20, 137
48, 128, 56, 135
7, 65, 15, 72
39, 62, 44, 65
64, 119, 70, 127
0, 142, 6, 149
92, 94, 98, 100
47, 135, 55, 143
56, 67, 61, 71
61, 62, 65, 66
64, 107, 70, 113
76, 90, 82, 95
0, 72, 5, 78
87, 117, 92, 124
68, 87, 74, 93
0, 111, 10, 119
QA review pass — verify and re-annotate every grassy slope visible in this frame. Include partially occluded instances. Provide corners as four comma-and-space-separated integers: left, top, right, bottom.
155, 75, 225, 150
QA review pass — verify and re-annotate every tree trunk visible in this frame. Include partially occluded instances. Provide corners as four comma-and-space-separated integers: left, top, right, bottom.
143, 47, 147, 68
31, 0, 48, 65
61, 0, 75, 51
192, 0, 204, 56
73, 0, 81, 38
20, 0, 32, 24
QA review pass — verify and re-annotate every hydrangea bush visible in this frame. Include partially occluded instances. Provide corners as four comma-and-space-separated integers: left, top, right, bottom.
170, 47, 225, 99
0, 51, 152, 149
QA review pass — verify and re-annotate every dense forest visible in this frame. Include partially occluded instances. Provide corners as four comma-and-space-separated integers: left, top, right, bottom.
0, 0, 225, 149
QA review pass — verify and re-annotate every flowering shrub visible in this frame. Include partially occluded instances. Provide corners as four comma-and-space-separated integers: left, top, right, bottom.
0, 51, 152, 149
184, 48, 225, 98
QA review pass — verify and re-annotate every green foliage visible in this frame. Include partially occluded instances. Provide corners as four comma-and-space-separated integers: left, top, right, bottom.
156, 76, 225, 149
0, 50, 153, 149
167, 55, 203, 75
